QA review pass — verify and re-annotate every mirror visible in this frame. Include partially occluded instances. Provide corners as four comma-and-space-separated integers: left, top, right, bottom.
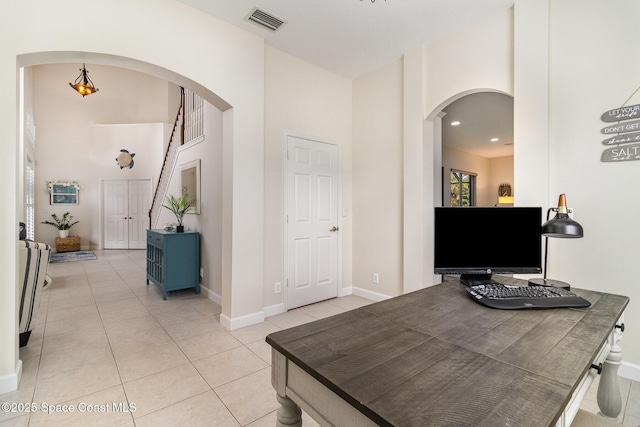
180, 159, 201, 214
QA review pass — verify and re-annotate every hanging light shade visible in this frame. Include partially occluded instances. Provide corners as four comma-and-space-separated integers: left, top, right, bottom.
69, 64, 99, 97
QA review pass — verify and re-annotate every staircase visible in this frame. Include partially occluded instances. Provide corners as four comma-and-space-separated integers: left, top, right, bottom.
148, 88, 206, 229
149, 89, 185, 228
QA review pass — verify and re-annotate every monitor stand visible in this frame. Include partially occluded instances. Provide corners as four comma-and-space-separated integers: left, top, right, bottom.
460, 273, 493, 287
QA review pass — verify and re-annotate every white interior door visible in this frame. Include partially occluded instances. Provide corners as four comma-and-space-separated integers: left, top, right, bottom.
128, 180, 152, 249
286, 136, 340, 310
103, 179, 151, 249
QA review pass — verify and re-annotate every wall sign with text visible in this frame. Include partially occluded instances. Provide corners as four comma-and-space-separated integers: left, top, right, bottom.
601, 103, 640, 162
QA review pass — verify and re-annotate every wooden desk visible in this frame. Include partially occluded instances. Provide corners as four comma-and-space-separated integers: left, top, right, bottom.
266, 276, 628, 427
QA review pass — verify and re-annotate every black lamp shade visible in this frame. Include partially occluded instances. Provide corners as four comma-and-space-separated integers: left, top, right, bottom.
541, 213, 583, 238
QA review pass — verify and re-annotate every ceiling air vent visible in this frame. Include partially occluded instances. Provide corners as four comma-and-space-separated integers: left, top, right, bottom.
245, 7, 286, 32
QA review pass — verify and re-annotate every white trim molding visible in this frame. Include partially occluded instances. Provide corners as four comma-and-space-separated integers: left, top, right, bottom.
619, 361, 640, 383
220, 311, 265, 331
351, 286, 391, 302
264, 303, 286, 318
200, 286, 221, 306
0, 360, 22, 394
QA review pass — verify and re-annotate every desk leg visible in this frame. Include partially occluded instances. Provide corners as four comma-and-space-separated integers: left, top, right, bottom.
276, 393, 302, 427
272, 349, 302, 427
597, 341, 622, 420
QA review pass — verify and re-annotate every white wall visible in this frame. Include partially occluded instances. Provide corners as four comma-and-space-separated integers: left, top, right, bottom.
263, 46, 353, 311
155, 102, 224, 301
489, 156, 515, 204
1, 0, 265, 391
31, 64, 170, 249
2, 0, 639, 392
353, 60, 404, 297
441, 148, 514, 208
424, 9, 514, 117
546, 0, 640, 377
424, 0, 640, 374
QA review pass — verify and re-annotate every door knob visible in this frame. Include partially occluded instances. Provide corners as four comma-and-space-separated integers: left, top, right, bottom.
330, 226, 339, 232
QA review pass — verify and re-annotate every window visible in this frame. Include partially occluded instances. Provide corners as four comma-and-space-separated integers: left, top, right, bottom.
450, 169, 476, 207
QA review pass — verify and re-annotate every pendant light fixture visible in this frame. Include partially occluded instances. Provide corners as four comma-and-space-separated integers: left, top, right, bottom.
69, 64, 99, 97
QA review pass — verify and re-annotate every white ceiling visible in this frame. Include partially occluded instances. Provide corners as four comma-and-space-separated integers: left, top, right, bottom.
176, 0, 515, 158
177, 0, 515, 79
442, 92, 514, 158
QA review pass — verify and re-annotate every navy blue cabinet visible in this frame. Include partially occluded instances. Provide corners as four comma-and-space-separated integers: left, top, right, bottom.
146, 229, 200, 300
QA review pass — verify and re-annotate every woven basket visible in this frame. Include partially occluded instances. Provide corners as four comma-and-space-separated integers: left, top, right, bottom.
56, 236, 80, 253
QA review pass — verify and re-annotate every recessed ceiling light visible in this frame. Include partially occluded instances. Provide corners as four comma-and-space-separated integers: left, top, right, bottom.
451, 121, 461, 126
490, 138, 499, 142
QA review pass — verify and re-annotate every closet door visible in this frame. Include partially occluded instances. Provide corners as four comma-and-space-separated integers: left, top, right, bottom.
127, 180, 151, 249
286, 136, 340, 310
103, 179, 151, 249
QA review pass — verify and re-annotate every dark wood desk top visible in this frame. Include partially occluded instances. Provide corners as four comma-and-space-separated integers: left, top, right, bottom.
266, 276, 628, 426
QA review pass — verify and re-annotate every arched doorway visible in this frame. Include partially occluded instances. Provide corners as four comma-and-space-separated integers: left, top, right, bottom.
7, 52, 242, 392
440, 92, 514, 207
419, 89, 514, 288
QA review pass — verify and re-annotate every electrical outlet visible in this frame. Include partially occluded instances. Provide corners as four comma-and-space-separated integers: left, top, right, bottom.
372, 273, 379, 284
275, 282, 282, 294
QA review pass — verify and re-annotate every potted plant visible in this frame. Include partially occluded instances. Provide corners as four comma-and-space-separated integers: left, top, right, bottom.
41, 212, 79, 238
163, 191, 197, 232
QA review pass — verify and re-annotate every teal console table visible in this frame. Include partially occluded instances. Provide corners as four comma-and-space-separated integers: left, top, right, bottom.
146, 229, 200, 300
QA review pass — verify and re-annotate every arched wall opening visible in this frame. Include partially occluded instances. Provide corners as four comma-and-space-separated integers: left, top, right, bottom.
18, 52, 233, 111
1, 1, 268, 394
429, 89, 514, 208
2, 50, 257, 393
16, 50, 236, 304
421, 88, 514, 287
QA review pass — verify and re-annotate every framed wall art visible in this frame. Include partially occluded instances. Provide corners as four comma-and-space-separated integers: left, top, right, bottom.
180, 159, 201, 214
47, 181, 80, 205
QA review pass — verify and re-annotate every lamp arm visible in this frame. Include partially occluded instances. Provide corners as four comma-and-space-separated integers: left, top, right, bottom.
541, 207, 554, 281
545, 207, 555, 221
542, 236, 549, 280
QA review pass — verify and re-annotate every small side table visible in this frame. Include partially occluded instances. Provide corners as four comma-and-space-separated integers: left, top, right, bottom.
56, 236, 80, 252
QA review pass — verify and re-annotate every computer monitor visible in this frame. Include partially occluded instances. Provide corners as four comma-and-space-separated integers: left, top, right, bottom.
434, 207, 542, 285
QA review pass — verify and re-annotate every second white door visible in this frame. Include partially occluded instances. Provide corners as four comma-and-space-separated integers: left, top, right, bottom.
104, 179, 151, 249
286, 136, 340, 310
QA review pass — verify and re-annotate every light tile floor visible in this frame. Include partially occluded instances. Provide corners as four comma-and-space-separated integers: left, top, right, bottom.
1, 249, 638, 426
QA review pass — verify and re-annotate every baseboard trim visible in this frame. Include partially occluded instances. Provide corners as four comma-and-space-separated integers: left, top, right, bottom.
0, 359, 22, 394
220, 311, 265, 331
338, 286, 353, 297
619, 361, 640, 382
264, 303, 285, 318
351, 286, 391, 302
200, 285, 222, 306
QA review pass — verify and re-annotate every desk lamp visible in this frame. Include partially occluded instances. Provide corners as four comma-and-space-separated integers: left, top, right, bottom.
528, 193, 583, 289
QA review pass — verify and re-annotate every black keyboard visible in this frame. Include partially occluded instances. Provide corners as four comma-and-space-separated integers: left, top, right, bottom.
466, 282, 591, 310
